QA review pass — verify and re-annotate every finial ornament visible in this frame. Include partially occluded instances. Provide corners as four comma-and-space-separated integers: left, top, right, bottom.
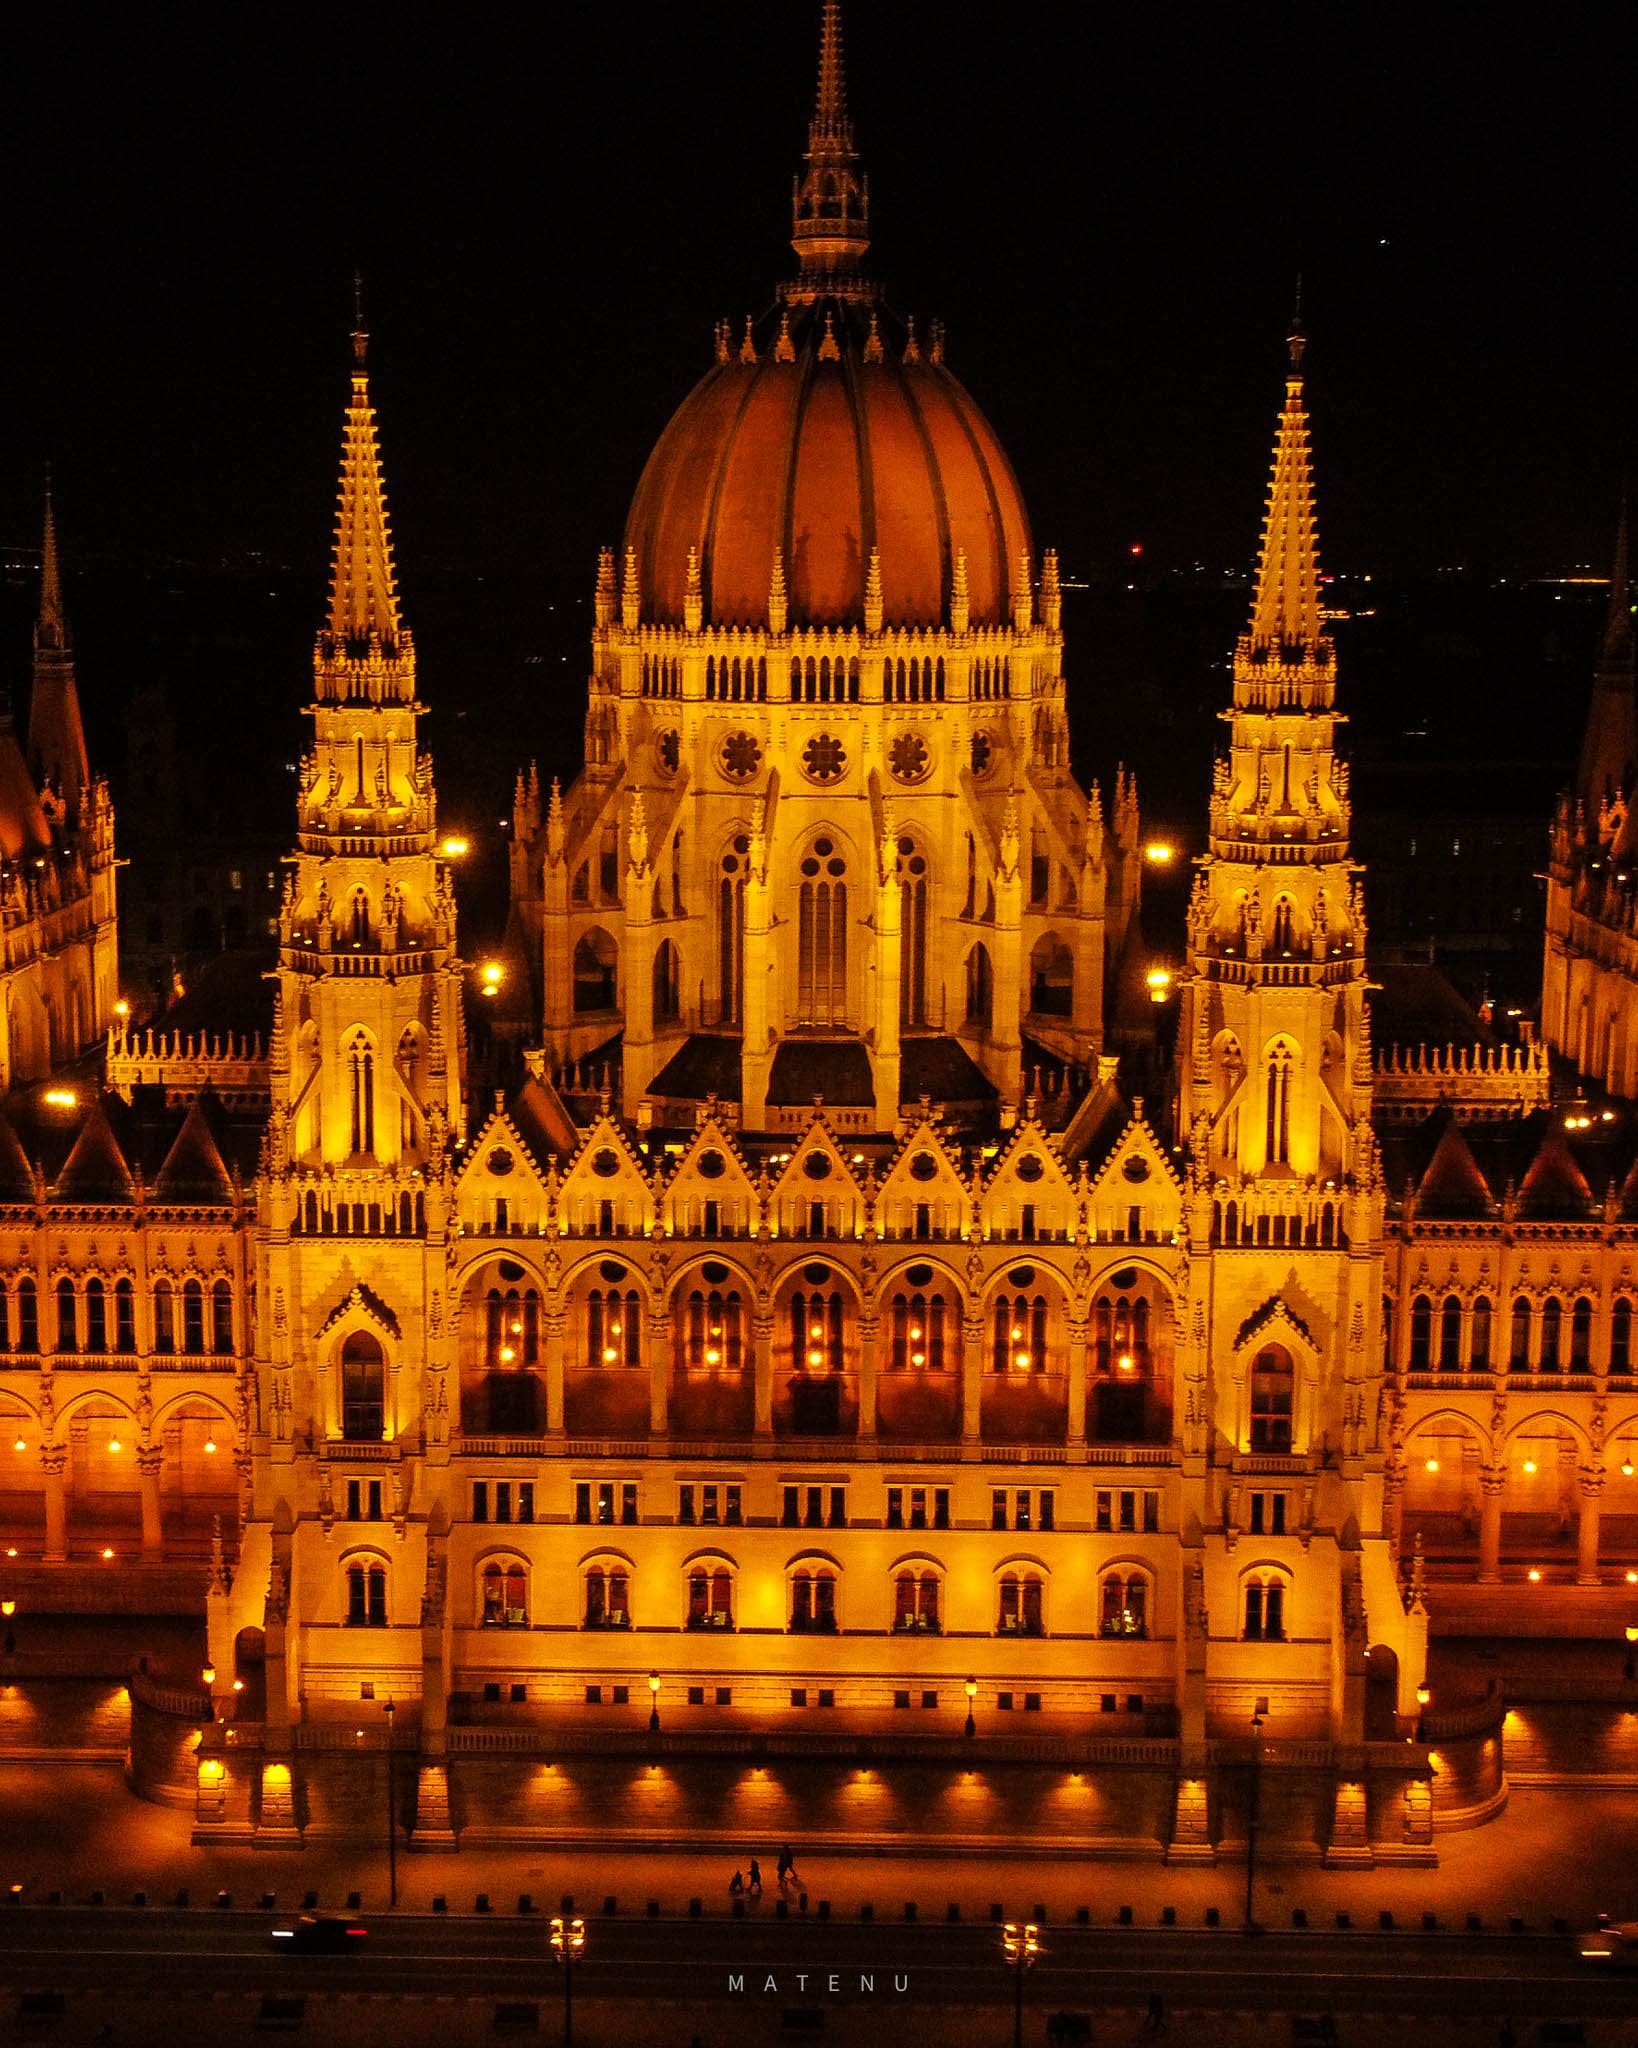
791, 0, 870, 282
1012, 548, 1033, 631
1041, 547, 1062, 632
36, 469, 67, 655
1244, 312, 1324, 654
714, 318, 730, 364
739, 316, 758, 366
621, 546, 641, 629
950, 547, 970, 635
769, 548, 789, 637
351, 271, 368, 368
684, 546, 703, 633
594, 547, 616, 628
818, 311, 841, 361
930, 317, 945, 365
774, 311, 795, 363
323, 300, 404, 660
864, 546, 883, 634
902, 315, 920, 365
863, 311, 883, 363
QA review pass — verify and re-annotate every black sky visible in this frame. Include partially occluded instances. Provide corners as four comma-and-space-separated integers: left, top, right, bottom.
1, 3, 1631, 599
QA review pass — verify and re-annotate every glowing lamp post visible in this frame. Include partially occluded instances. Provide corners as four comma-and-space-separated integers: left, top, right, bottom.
1624, 1625, 1638, 1683
965, 1676, 978, 1741
648, 1670, 661, 1734
1000, 1921, 1040, 2048
383, 1698, 398, 1909
1244, 1697, 1268, 1929
550, 1914, 585, 2045
1, 1598, 15, 1656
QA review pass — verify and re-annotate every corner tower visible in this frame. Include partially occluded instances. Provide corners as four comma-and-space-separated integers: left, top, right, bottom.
1177, 323, 1370, 1182
518, 0, 1139, 1131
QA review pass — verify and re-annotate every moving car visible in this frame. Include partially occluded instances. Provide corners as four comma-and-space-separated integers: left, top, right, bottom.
271, 1915, 368, 1953
1578, 1921, 1638, 1966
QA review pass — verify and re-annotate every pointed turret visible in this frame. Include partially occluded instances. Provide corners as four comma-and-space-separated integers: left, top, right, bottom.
1576, 497, 1636, 811
1243, 320, 1328, 661
790, 0, 870, 283
27, 477, 90, 824
321, 300, 406, 663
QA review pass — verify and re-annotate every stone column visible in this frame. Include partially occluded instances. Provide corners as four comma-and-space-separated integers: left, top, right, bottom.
1066, 1316, 1088, 1447
857, 1314, 879, 1442
1381, 1463, 1404, 1550
753, 1315, 775, 1440
1323, 1766, 1374, 1867
648, 1311, 671, 1437
961, 1319, 985, 1444
1576, 1467, 1605, 1586
138, 1447, 164, 1556
1478, 1467, 1505, 1584
543, 1304, 566, 1435
42, 1450, 67, 1562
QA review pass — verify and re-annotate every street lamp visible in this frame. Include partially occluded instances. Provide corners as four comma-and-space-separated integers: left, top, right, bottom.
1624, 1626, 1638, 1682
648, 1671, 660, 1735
550, 1914, 586, 2045
1000, 1921, 1040, 2048
1244, 1697, 1268, 1931
382, 1698, 398, 1910
965, 1676, 978, 1740
1415, 1683, 1430, 1743
1, 1598, 15, 1656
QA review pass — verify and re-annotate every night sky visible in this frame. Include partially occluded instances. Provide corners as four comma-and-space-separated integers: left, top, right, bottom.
0, 2, 1629, 871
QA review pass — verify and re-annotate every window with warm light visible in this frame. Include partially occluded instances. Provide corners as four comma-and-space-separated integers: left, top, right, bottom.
686, 1564, 734, 1630
587, 1286, 641, 1368
582, 1564, 630, 1630
890, 1289, 946, 1370
683, 1286, 743, 1369
789, 1566, 838, 1634
480, 1559, 529, 1628
893, 1566, 941, 1634
997, 1571, 1045, 1636
1099, 1571, 1149, 1638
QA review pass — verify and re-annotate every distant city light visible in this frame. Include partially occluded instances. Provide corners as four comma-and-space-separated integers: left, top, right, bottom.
441, 837, 470, 858
1144, 842, 1176, 865
43, 1088, 77, 1109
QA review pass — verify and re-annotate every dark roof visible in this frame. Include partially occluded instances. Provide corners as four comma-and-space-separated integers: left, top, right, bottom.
649, 1034, 743, 1102
145, 950, 275, 1040
1415, 1115, 1498, 1218
1370, 963, 1494, 1052
52, 1094, 135, 1203
0, 1111, 36, 1201
152, 1094, 233, 1204
900, 1036, 997, 1103
1517, 1127, 1597, 1218
768, 1037, 874, 1108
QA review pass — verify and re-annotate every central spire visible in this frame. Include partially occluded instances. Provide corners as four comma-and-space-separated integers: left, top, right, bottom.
325, 296, 404, 656
1245, 319, 1326, 654
790, 0, 870, 287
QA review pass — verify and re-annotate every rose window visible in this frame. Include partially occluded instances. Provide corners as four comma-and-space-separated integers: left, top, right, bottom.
718, 731, 762, 781
801, 733, 847, 784
971, 731, 994, 776
889, 732, 931, 784
656, 729, 680, 775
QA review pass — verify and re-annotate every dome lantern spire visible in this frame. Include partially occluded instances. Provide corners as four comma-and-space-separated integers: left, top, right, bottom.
1245, 311, 1325, 657
325, 281, 404, 657
790, 0, 870, 290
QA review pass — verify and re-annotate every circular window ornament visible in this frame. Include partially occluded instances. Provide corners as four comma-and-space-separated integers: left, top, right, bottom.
801, 733, 848, 785
906, 1263, 934, 1288
591, 1148, 621, 1179
697, 1149, 726, 1180
599, 1258, 628, 1283
718, 731, 762, 782
487, 1147, 515, 1178
971, 731, 994, 777
1122, 1154, 1151, 1184
889, 732, 931, 784
1007, 1264, 1037, 1289
1016, 1154, 1045, 1184
909, 1152, 939, 1183
498, 1258, 526, 1284
803, 1261, 833, 1287
701, 1260, 730, 1285
655, 729, 681, 776
803, 1152, 833, 1181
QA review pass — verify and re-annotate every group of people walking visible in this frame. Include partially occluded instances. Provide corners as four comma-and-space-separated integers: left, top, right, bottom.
728, 1844, 803, 1899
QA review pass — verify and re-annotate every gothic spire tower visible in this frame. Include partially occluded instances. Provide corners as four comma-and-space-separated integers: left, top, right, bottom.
267, 312, 466, 1174
29, 476, 91, 828
1177, 320, 1370, 1181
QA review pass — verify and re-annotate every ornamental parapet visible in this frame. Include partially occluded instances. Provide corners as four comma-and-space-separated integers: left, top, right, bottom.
1373, 1037, 1549, 1122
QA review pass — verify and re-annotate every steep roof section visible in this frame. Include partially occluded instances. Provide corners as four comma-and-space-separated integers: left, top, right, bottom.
52, 1095, 135, 1204
1577, 498, 1636, 809
0, 718, 52, 857
1245, 325, 1324, 651
1415, 1117, 1497, 1218
153, 1094, 233, 1204
28, 478, 89, 821
1517, 1126, 1596, 1219
326, 318, 403, 651
0, 1111, 37, 1202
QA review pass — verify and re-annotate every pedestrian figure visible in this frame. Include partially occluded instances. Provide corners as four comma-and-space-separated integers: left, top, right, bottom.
777, 1843, 796, 1889
729, 1869, 744, 1896
748, 1858, 762, 1896
1143, 1990, 1167, 2033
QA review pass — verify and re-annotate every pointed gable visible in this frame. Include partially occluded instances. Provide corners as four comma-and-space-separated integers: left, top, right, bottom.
986, 1114, 1078, 1233
153, 1095, 233, 1205
0, 1111, 36, 1203
1415, 1118, 1497, 1219
1517, 1126, 1596, 1220
558, 1113, 655, 1237
52, 1095, 135, 1204
1085, 1101, 1183, 1241
455, 1093, 554, 1232
665, 1115, 759, 1236
876, 1113, 970, 1237
768, 1111, 866, 1237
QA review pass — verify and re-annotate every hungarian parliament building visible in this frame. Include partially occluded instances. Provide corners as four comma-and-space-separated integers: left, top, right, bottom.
0, 4, 1632, 1861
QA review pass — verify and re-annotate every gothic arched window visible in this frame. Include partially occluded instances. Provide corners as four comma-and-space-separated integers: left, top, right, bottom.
587, 1287, 642, 1368
685, 1288, 743, 1369
896, 836, 929, 1028
1438, 1295, 1462, 1370
1264, 1042, 1294, 1165
718, 836, 748, 1025
790, 1290, 845, 1372
652, 938, 681, 1026
84, 1278, 107, 1353
182, 1278, 206, 1355
341, 1331, 386, 1441
965, 943, 993, 1029
890, 1290, 946, 1370
797, 840, 848, 1026
348, 1034, 375, 1156
1249, 1343, 1294, 1450
992, 1293, 1048, 1374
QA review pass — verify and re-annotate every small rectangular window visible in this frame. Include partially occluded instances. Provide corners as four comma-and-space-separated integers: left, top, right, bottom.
934, 1488, 950, 1530
1096, 1490, 1112, 1533
1126, 1694, 1144, 1715
920, 1690, 938, 1710
679, 1484, 696, 1525
1039, 1491, 1055, 1532
596, 1482, 614, 1526
1118, 1490, 1136, 1532
574, 1482, 590, 1526
817, 1689, 835, 1708
894, 1690, 911, 1710
886, 1487, 904, 1530
612, 1685, 628, 1705
518, 1482, 535, 1525
702, 1484, 720, 1525
1250, 1493, 1265, 1535
1143, 1490, 1160, 1534
688, 1686, 706, 1706
805, 1486, 824, 1529
1271, 1493, 1287, 1535
585, 1685, 603, 1704
473, 1482, 490, 1525
992, 1488, 1008, 1531
910, 1487, 927, 1531
483, 1682, 501, 1703
495, 1482, 512, 1525
510, 1683, 526, 1704
1015, 1489, 1031, 1532
782, 1485, 800, 1528
367, 1480, 382, 1521
1025, 1692, 1042, 1712
347, 1479, 363, 1521
360, 1681, 374, 1700
791, 1688, 808, 1708
715, 1686, 732, 1706
1101, 1693, 1117, 1714
725, 1484, 742, 1526
997, 1691, 1015, 1711
621, 1482, 638, 1526
829, 1485, 847, 1528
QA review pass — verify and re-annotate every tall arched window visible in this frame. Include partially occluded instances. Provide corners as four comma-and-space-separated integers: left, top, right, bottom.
652, 939, 680, 1026
685, 1288, 743, 1369
485, 1285, 541, 1366
583, 1564, 629, 1628
1099, 1571, 1149, 1638
1265, 1043, 1294, 1164
890, 1291, 946, 1370
114, 1278, 136, 1353
1028, 934, 1073, 1017
1408, 1295, 1432, 1370
16, 1277, 37, 1354
85, 1278, 107, 1353
341, 1331, 386, 1441
350, 890, 370, 946
893, 1568, 941, 1633
348, 1034, 375, 1155
1243, 1575, 1287, 1641
1249, 1344, 1294, 1451
1470, 1296, 1492, 1370
182, 1279, 206, 1355
481, 1560, 529, 1627
896, 837, 929, 1027
151, 1278, 173, 1354
1614, 1298, 1633, 1373
345, 1561, 387, 1627
1509, 1297, 1532, 1370
1271, 898, 1295, 952
1091, 1284, 1154, 1376
1540, 1297, 1563, 1371
572, 928, 618, 1013
207, 1279, 231, 1354
965, 943, 993, 1029
997, 1571, 1044, 1636
586, 1288, 642, 1368
1438, 1296, 1462, 1370
797, 840, 848, 1025
992, 1293, 1048, 1373
718, 836, 748, 1025
1571, 1297, 1593, 1369
790, 1567, 837, 1633
790, 1290, 845, 1372
686, 1566, 734, 1629
55, 1278, 77, 1354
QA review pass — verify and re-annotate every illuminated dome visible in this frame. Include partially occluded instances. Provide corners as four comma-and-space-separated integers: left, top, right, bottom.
622, 4, 1030, 633
625, 303, 1031, 632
